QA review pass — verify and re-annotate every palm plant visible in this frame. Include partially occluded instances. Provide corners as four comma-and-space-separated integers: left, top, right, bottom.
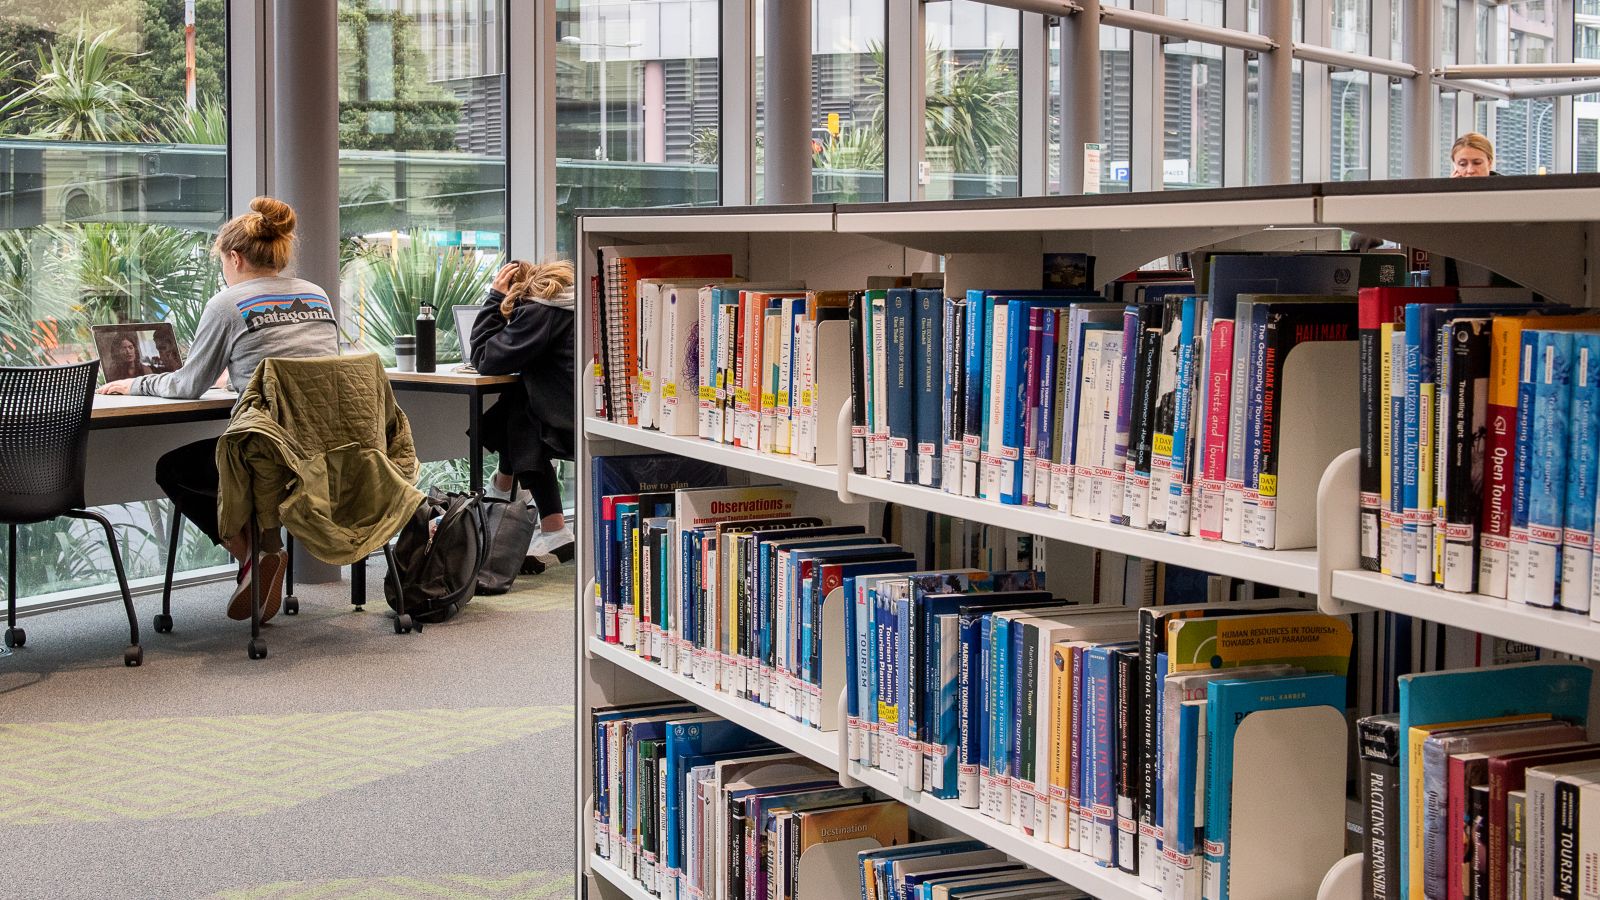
16, 24, 148, 142
153, 95, 228, 145
0, 50, 28, 121
41, 223, 219, 330
924, 49, 1020, 176
345, 231, 501, 364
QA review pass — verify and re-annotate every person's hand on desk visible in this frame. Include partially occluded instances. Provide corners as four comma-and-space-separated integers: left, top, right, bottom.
97, 378, 135, 396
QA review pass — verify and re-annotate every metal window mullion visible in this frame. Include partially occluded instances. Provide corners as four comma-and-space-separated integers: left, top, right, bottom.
1062, 0, 1103, 193
508, 0, 552, 259
720, 0, 755, 207
1132, 0, 1161, 190
887, 0, 926, 201
1020, 11, 1051, 195
1371, 0, 1393, 178
1456, 0, 1474, 139
1302, 0, 1331, 182
1401, 0, 1437, 177
228, 0, 270, 218
1558, 0, 1576, 173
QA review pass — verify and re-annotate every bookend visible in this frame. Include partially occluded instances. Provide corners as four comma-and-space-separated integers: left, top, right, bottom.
1270, 340, 1359, 550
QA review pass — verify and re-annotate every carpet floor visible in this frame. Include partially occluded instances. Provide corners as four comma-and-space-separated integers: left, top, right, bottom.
0, 562, 576, 899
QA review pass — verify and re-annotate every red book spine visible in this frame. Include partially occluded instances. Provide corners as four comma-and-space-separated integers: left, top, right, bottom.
1197, 319, 1234, 540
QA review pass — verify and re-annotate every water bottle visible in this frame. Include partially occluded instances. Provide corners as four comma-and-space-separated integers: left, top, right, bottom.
416, 305, 437, 373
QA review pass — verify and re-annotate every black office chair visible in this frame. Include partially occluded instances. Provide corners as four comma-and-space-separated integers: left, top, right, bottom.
154, 518, 302, 634
0, 361, 142, 667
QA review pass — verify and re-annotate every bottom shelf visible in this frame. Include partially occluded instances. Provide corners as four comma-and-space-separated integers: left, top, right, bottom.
843, 763, 1153, 900
589, 854, 655, 900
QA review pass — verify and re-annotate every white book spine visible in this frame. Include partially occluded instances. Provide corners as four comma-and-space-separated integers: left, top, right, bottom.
1072, 331, 1107, 519
981, 304, 1012, 501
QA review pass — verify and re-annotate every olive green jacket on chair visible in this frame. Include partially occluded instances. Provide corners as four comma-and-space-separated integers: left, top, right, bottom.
216, 353, 423, 566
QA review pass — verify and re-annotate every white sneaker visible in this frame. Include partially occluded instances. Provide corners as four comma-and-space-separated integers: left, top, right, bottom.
527, 525, 575, 564
485, 480, 519, 502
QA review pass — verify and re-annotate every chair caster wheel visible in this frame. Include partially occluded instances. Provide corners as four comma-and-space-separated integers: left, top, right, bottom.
4, 626, 24, 648
124, 645, 142, 667
153, 613, 173, 634
285, 597, 299, 616
394, 614, 413, 635
248, 639, 268, 660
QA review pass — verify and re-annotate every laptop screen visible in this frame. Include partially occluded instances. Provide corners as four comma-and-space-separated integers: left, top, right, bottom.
454, 304, 493, 359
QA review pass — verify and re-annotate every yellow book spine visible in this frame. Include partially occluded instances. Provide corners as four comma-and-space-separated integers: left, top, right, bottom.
1380, 321, 1394, 576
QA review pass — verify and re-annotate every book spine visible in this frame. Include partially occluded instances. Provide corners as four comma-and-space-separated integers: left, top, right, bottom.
1413, 306, 1438, 585
1110, 306, 1140, 524
1115, 648, 1142, 875
1222, 301, 1256, 544
943, 297, 967, 494
871, 292, 889, 478
1358, 716, 1400, 900
1091, 649, 1118, 865
1199, 317, 1236, 541
886, 289, 916, 484
981, 300, 1009, 500
962, 292, 986, 498
1052, 310, 1082, 512
1093, 331, 1126, 522
1443, 320, 1489, 593
1070, 645, 1085, 853
1241, 306, 1270, 548
1020, 307, 1047, 505
1482, 321, 1525, 597
1566, 334, 1600, 613
1557, 780, 1580, 900
1049, 643, 1071, 846
849, 295, 867, 473
1422, 741, 1450, 900
1035, 309, 1063, 508
1509, 330, 1542, 605
1360, 305, 1384, 569
1128, 325, 1163, 531
1381, 322, 1401, 575
958, 612, 983, 806
1149, 298, 1184, 532
915, 289, 945, 488
1470, 783, 1490, 900
1072, 330, 1108, 519
1168, 296, 1201, 536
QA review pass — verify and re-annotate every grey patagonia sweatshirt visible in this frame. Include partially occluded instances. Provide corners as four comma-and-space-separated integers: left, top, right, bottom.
131, 275, 340, 399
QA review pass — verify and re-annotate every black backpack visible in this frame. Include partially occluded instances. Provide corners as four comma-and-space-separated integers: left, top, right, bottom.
385, 490, 489, 624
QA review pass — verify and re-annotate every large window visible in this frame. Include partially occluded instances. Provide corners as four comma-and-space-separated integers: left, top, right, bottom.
754, 0, 886, 203
554, 0, 719, 257
0, 2, 231, 602
923, 0, 1019, 199
1245, 0, 1305, 183
338, 0, 508, 362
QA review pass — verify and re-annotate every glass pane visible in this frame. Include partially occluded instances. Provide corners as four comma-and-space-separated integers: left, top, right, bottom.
755, 0, 886, 204
0, 2, 232, 602
1389, 78, 1405, 178
1163, 40, 1224, 188
555, 0, 719, 256
1245, 0, 1305, 183
1437, 91, 1457, 175
338, 0, 509, 361
1330, 71, 1372, 181
923, 0, 1019, 199
1048, 18, 1133, 194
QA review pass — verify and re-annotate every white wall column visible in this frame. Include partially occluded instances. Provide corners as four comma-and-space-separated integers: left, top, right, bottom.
1258, 0, 1295, 182
763, 0, 814, 203
1402, 0, 1437, 177
508, 0, 555, 260
886, 0, 927, 201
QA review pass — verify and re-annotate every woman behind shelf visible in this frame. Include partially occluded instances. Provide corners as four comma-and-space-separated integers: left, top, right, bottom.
97, 196, 339, 623
1450, 131, 1498, 177
471, 259, 577, 570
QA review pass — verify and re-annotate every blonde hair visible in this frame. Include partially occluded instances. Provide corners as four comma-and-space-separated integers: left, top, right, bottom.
1452, 132, 1495, 166
499, 259, 575, 317
214, 196, 297, 272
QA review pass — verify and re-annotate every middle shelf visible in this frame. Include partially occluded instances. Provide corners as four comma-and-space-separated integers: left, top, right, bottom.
584, 419, 1321, 595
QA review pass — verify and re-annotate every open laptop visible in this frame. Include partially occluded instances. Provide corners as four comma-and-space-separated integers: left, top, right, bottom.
91, 323, 183, 382
453, 304, 493, 371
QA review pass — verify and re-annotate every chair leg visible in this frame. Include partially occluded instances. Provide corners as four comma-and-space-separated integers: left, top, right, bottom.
4, 524, 19, 651
246, 520, 266, 660
382, 543, 415, 635
283, 534, 299, 616
154, 513, 180, 634
65, 510, 141, 667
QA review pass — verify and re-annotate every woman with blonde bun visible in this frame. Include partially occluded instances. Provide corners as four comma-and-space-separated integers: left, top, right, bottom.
470, 259, 577, 569
98, 196, 338, 622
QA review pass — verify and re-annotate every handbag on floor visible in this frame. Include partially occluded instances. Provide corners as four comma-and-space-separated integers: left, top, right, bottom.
476, 496, 538, 595
385, 489, 488, 623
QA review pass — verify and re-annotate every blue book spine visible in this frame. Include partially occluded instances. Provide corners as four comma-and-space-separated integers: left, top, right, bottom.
1170, 699, 1202, 896
1080, 645, 1099, 855
896, 592, 915, 780
1112, 305, 1141, 525
961, 291, 987, 497
988, 615, 1013, 821
1088, 646, 1118, 866
1402, 303, 1425, 582
865, 582, 881, 766
873, 587, 891, 770
1034, 308, 1061, 508
1168, 295, 1201, 535
1388, 326, 1406, 577
977, 616, 993, 805
1008, 617, 1027, 822
844, 575, 861, 758
979, 296, 1001, 500
882, 589, 901, 773
1527, 330, 1575, 608
957, 611, 983, 806
1566, 334, 1600, 613
915, 288, 945, 488
1242, 306, 1271, 548
1153, 653, 1168, 873
1000, 302, 1032, 504
887, 287, 917, 483
1509, 330, 1541, 605
932, 613, 962, 798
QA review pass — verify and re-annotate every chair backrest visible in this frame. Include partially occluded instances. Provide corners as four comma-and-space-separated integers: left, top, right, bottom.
0, 360, 99, 524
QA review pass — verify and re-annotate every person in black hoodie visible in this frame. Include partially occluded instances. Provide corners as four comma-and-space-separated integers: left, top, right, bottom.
470, 259, 576, 566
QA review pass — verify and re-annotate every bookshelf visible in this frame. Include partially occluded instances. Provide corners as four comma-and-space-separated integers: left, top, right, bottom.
573, 174, 1600, 900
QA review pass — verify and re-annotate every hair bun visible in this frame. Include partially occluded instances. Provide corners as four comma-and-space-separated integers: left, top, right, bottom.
248, 196, 296, 238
